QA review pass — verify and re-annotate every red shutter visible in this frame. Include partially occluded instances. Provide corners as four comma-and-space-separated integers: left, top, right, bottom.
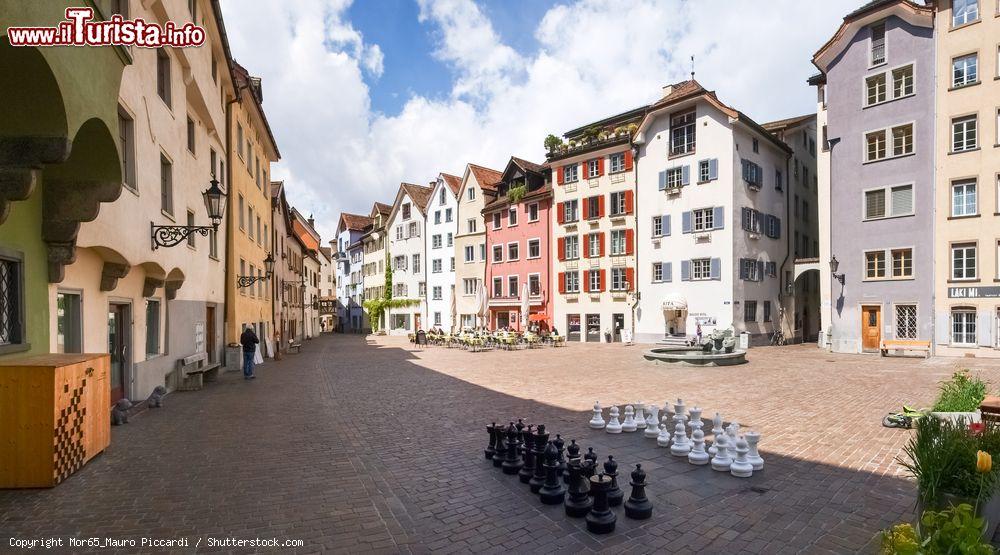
557, 166, 565, 185
583, 234, 591, 259
626, 267, 635, 291
556, 202, 564, 224
624, 150, 633, 170
557, 237, 566, 261
598, 269, 606, 292
624, 190, 634, 214
625, 229, 634, 255
558, 272, 566, 294
598, 232, 605, 257
597, 157, 605, 176
598, 195, 605, 218
582, 198, 589, 220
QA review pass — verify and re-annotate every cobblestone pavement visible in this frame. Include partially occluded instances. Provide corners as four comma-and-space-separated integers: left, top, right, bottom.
3, 335, 1000, 554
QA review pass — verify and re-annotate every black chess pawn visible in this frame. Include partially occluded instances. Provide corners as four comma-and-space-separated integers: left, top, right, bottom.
624, 464, 653, 520
501, 423, 524, 475
603, 455, 624, 507
539, 441, 567, 505
553, 434, 567, 476
518, 425, 536, 484
585, 473, 616, 534
485, 422, 498, 459
492, 423, 509, 468
584, 447, 598, 467
529, 425, 549, 493
563, 439, 581, 484
564, 458, 593, 517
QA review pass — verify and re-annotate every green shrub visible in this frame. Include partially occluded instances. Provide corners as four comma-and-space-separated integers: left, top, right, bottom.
881, 504, 993, 554
932, 371, 988, 413
900, 416, 1000, 505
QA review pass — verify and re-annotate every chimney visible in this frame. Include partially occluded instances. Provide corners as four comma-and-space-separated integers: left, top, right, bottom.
661, 83, 674, 97
250, 76, 263, 103
308, 214, 315, 228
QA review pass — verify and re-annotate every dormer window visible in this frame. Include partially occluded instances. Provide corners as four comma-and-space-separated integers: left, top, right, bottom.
870, 22, 885, 66
669, 110, 696, 156
402, 203, 411, 220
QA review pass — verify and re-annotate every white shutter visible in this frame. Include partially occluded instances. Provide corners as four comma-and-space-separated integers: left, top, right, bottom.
890, 185, 913, 216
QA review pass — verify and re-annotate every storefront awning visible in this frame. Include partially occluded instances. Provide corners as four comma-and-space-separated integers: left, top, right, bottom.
661, 294, 687, 311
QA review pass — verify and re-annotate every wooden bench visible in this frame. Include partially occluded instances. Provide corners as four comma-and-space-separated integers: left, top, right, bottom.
176, 352, 221, 391
880, 339, 931, 358
287, 342, 302, 354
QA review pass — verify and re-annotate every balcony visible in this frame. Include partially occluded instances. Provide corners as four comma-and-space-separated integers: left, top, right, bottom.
871, 42, 885, 66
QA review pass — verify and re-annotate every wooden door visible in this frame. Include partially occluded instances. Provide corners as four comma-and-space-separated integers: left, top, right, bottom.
205, 306, 216, 363
107, 304, 129, 403
861, 305, 881, 352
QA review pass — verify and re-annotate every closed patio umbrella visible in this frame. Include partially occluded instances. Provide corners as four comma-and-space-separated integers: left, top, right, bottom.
475, 279, 488, 328
520, 283, 529, 330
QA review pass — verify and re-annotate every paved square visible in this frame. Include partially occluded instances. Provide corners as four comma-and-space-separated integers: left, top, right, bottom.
3, 335, 1000, 553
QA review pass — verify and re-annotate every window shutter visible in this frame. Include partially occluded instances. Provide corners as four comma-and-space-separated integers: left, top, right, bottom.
891, 185, 913, 216
582, 199, 590, 220
739, 259, 747, 280
557, 237, 566, 261
598, 195, 605, 217
583, 235, 591, 259
681, 260, 691, 281
557, 166, 565, 185
625, 267, 634, 290
763, 214, 774, 238
741, 208, 749, 231
558, 272, 566, 294
625, 229, 634, 255
935, 313, 951, 345
624, 190, 634, 214
598, 269, 606, 292
682, 211, 692, 233
624, 150, 633, 170
708, 158, 718, 180
578, 163, 584, 179
557, 203, 565, 224
774, 217, 781, 239
978, 311, 992, 347
713, 206, 724, 230
681, 165, 690, 186
741, 159, 749, 181
756, 260, 764, 282
597, 157, 605, 176
711, 258, 721, 280
658, 170, 667, 191
598, 232, 605, 257
664, 262, 672, 282
664, 214, 671, 236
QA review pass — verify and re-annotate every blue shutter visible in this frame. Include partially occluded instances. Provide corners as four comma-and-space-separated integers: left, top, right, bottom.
739, 259, 747, 280
663, 214, 671, 236
681, 260, 691, 281
664, 262, 673, 282
708, 158, 718, 181
710, 258, 721, 280
713, 206, 724, 230
741, 159, 749, 181
681, 165, 690, 186
741, 207, 749, 231
756, 260, 764, 282
658, 170, 667, 191
682, 211, 692, 233
764, 214, 774, 238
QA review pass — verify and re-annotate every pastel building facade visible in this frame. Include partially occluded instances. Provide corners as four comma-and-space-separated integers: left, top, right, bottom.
334, 212, 370, 333
483, 158, 553, 331
424, 174, 461, 331
361, 202, 390, 331
454, 164, 501, 329
386, 183, 433, 334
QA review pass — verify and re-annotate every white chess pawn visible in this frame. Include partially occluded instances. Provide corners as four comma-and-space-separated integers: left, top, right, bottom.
745, 431, 764, 471
688, 428, 709, 465
711, 433, 732, 471
730, 436, 753, 478
726, 423, 740, 461
670, 421, 691, 456
622, 405, 637, 432
644, 405, 660, 438
589, 401, 606, 429
656, 423, 671, 447
606, 406, 622, 433
634, 402, 646, 429
661, 401, 672, 421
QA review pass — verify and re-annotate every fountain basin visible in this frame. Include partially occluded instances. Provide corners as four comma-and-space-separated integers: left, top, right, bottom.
643, 346, 748, 366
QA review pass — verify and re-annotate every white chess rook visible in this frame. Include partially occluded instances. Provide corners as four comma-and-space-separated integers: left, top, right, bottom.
745, 431, 764, 471
606, 406, 622, 434
730, 436, 753, 478
634, 402, 646, 429
589, 401, 606, 429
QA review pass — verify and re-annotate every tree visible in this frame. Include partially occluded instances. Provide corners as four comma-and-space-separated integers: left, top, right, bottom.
544, 134, 564, 154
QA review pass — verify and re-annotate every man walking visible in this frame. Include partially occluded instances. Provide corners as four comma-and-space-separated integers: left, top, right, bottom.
240, 325, 259, 380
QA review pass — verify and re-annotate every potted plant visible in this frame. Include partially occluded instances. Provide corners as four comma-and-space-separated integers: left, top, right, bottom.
881, 503, 993, 554
930, 371, 987, 424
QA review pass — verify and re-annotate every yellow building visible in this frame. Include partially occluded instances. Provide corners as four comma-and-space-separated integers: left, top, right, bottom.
225, 61, 280, 351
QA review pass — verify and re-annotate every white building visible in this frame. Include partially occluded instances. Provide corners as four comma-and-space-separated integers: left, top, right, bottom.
424, 173, 461, 331
633, 80, 791, 345
454, 164, 502, 330
333, 213, 371, 333
386, 183, 433, 334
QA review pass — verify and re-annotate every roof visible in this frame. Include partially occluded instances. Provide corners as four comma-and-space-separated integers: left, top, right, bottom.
483, 182, 552, 213
319, 246, 332, 261
468, 163, 503, 191
338, 212, 373, 233
373, 202, 392, 216
812, 0, 933, 72
510, 156, 547, 175
762, 114, 816, 132
291, 208, 321, 252
232, 60, 281, 159
441, 173, 462, 196
400, 183, 434, 213
562, 105, 648, 139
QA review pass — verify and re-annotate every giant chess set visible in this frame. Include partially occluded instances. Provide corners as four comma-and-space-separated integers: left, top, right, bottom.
483, 399, 763, 535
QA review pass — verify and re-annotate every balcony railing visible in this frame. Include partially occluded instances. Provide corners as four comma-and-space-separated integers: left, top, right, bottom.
871, 42, 885, 66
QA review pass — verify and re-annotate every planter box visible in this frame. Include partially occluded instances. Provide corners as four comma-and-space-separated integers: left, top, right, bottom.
930, 410, 981, 424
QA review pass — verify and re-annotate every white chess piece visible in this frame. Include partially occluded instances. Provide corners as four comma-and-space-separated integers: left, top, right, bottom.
688, 407, 703, 435
745, 431, 764, 471
622, 405, 637, 432
661, 401, 672, 422
589, 401, 606, 429
670, 421, 691, 456
711, 412, 724, 436
730, 436, 753, 477
606, 406, 622, 433
656, 422, 671, 447
688, 428, 709, 465
711, 433, 732, 471
672, 399, 687, 426
644, 405, 660, 438
634, 402, 646, 429
726, 422, 740, 461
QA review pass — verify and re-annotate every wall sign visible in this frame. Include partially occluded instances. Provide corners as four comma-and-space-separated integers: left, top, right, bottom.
949, 287, 1000, 299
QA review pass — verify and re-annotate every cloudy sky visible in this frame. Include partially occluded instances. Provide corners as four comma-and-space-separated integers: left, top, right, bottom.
220, 0, 859, 242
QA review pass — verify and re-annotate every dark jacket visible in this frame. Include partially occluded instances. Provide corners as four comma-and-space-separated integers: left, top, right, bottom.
240, 328, 259, 353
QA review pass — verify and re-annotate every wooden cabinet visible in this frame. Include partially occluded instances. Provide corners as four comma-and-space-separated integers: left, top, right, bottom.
0, 354, 111, 488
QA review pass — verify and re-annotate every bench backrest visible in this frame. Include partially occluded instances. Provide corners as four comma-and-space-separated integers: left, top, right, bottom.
177, 351, 208, 371
882, 340, 930, 348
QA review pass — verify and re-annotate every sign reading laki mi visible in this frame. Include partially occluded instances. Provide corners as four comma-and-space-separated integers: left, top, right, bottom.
949, 287, 1000, 299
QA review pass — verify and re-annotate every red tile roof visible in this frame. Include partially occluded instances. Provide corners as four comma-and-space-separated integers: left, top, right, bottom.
339, 212, 372, 232
468, 163, 503, 191
400, 183, 434, 213
441, 173, 462, 196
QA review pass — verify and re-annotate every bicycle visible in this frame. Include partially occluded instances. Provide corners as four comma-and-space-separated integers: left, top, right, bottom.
769, 328, 786, 346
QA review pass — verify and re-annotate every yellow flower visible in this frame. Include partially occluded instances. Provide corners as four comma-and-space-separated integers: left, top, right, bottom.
977, 450, 992, 474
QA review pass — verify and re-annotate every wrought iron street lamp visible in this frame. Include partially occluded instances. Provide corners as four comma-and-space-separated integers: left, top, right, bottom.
829, 255, 845, 285
237, 253, 275, 288
150, 177, 227, 249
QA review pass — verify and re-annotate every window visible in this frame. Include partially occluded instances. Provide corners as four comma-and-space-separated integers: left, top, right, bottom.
610, 152, 625, 173
565, 235, 579, 260
186, 116, 195, 153
953, 54, 978, 87
563, 200, 579, 223
611, 268, 628, 291
891, 248, 913, 278
741, 160, 763, 188
492, 277, 503, 297
585, 196, 600, 220
467, 187, 476, 200
508, 207, 518, 226
0, 252, 24, 348
564, 164, 579, 183
56, 292, 82, 353
528, 239, 540, 259
652, 216, 663, 237
395, 225, 403, 240
693, 208, 714, 232
587, 233, 601, 258
432, 286, 442, 300
763, 301, 772, 322
699, 159, 710, 183
432, 235, 442, 249
528, 203, 538, 222
479, 243, 486, 261
892, 65, 914, 97
741, 208, 762, 233
670, 110, 696, 155
865, 184, 914, 219
118, 106, 135, 191
892, 124, 913, 156
156, 49, 171, 106
434, 312, 442, 326
564, 271, 580, 293
445, 208, 452, 223
402, 203, 411, 220
752, 138, 759, 153
775, 169, 783, 191
952, 115, 978, 152
692, 258, 711, 280
952, 179, 977, 216
653, 262, 663, 282
508, 276, 519, 297
666, 167, 684, 189
434, 211, 441, 225
866, 74, 886, 106
237, 123, 244, 160
492, 244, 503, 263
463, 278, 478, 295
610, 191, 627, 216
439, 187, 446, 205
412, 253, 421, 273
952, 243, 977, 280
743, 301, 757, 323
866, 250, 886, 279
432, 259, 442, 273
588, 159, 600, 179
865, 130, 887, 161
952, 308, 977, 345
492, 212, 501, 229
508, 242, 519, 261
870, 22, 885, 66
160, 154, 172, 215
464, 245, 474, 262
529, 274, 541, 296
186, 211, 196, 247
865, 189, 886, 219
450, 257, 455, 271
952, 0, 979, 26
467, 219, 477, 233
740, 258, 762, 281
407, 221, 418, 237
894, 305, 917, 339
145, 299, 161, 357
587, 270, 601, 292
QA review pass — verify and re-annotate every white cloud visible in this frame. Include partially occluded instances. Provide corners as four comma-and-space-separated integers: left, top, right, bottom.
221, 0, 857, 242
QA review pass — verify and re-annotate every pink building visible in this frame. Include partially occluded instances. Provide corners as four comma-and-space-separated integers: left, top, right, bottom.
483, 157, 553, 331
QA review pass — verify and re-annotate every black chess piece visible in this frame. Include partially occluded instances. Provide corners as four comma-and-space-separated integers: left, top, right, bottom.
564, 458, 593, 517
563, 439, 581, 484
603, 455, 623, 507
485, 422, 498, 459
501, 422, 524, 475
529, 425, 549, 493
492, 422, 511, 468
518, 425, 536, 484
585, 473, 616, 534
553, 434, 566, 476
584, 447, 598, 467
624, 464, 653, 520
515, 418, 526, 452
539, 441, 567, 505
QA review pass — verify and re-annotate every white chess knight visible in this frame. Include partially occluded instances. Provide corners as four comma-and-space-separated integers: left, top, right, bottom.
634, 402, 646, 429
688, 428, 709, 465
670, 421, 691, 456
745, 431, 764, 471
730, 436, 754, 478
711, 432, 732, 471
589, 401, 606, 429
726, 422, 741, 461
656, 422, 671, 447
644, 405, 660, 438
622, 405, 637, 432
606, 406, 622, 433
